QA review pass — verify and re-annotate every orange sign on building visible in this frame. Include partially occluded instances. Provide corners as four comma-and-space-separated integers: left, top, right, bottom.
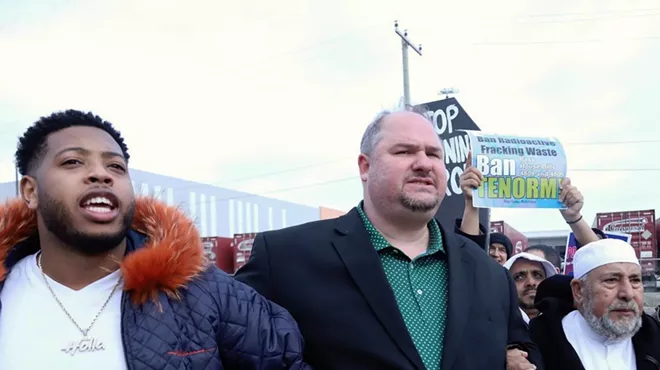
320, 206, 346, 220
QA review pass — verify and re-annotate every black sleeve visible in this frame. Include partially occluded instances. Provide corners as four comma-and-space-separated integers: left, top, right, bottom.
454, 218, 488, 250
233, 232, 275, 300
504, 268, 545, 369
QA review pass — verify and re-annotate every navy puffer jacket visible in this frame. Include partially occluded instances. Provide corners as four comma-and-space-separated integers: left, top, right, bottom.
0, 197, 311, 370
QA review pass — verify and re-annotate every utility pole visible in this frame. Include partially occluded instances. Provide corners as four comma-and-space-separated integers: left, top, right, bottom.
394, 20, 422, 108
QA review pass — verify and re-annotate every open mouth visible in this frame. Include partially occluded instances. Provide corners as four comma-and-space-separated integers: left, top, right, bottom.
82, 196, 116, 212
78, 190, 119, 222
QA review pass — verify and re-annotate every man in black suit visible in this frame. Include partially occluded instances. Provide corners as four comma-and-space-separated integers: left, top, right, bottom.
234, 108, 542, 370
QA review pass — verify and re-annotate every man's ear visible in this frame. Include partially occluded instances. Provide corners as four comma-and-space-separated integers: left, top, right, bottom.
20, 176, 38, 210
358, 154, 370, 183
571, 278, 585, 307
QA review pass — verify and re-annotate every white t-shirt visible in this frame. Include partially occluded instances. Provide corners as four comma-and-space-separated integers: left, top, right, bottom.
0, 253, 127, 370
562, 310, 637, 370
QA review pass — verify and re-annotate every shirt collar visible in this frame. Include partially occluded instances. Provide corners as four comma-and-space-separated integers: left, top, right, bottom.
355, 201, 445, 254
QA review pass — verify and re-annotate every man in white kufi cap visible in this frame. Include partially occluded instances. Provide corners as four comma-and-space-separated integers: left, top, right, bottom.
528, 238, 660, 370
504, 252, 557, 324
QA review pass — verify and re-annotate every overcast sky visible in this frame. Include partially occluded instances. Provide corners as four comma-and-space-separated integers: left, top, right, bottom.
1, 0, 659, 232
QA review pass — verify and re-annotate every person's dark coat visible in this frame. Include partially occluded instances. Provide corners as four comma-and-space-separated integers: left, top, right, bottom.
235, 208, 543, 370
0, 197, 310, 370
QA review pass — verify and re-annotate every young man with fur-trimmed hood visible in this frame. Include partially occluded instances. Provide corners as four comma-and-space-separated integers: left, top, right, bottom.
0, 110, 310, 370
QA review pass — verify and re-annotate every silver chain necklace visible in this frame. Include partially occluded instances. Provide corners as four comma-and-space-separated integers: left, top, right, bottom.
37, 252, 123, 356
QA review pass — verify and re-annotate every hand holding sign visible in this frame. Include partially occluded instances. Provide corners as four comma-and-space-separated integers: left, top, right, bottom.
460, 151, 484, 201
559, 177, 584, 222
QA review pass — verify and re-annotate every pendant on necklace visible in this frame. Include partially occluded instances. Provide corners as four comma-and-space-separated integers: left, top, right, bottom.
61, 337, 105, 356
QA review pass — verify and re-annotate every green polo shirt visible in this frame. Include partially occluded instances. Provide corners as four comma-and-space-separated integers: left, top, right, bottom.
357, 202, 449, 370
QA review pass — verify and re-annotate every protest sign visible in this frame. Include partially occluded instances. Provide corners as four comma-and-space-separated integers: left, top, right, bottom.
464, 131, 567, 209
416, 98, 489, 234
562, 231, 632, 275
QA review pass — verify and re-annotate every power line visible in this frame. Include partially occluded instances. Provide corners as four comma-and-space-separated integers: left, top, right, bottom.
521, 7, 660, 18
570, 168, 660, 172
566, 139, 660, 145
473, 35, 660, 46
219, 166, 660, 199
6, 162, 658, 209
10, 164, 658, 209
209, 138, 660, 184
178, 166, 660, 210
134, 137, 660, 196
516, 10, 660, 24
2, 131, 658, 199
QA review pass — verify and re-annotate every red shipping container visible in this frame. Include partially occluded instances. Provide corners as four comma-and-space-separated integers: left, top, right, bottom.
232, 233, 257, 274
201, 237, 234, 274
596, 210, 657, 276
656, 218, 660, 253
490, 220, 528, 255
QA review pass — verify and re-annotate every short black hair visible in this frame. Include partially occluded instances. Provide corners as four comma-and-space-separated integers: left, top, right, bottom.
526, 244, 561, 269
15, 109, 129, 176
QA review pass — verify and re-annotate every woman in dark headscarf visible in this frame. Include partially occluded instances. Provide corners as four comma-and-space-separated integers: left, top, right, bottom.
488, 232, 513, 265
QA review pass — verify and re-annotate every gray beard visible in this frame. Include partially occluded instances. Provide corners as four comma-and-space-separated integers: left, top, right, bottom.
581, 286, 642, 342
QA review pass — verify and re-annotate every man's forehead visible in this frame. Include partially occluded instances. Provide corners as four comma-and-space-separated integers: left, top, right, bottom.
47, 126, 122, 156
592, 262, 641, 277
380, 115, 440, 145
382, 111, 433, 129
511, 259, 544, 272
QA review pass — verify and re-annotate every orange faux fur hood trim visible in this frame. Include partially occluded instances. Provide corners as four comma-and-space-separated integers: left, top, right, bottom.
0, 197, 206, 305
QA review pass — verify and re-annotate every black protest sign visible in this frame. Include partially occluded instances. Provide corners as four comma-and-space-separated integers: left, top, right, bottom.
416, 98, 490, 240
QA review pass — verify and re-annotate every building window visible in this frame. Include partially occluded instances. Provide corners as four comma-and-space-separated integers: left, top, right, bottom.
167, 188, 174, 206
268, 207, 274, 231
132, 181, 140, 194
237, 200, 243, 234
229, 199, 235, 236
245, 202, 252, 233
253, 204, 259, 232
189, 192, 196, 221
210, 196, 217, 236
153, 185, 162, 201
200, 193, 207, 237
140, 183, 149, 197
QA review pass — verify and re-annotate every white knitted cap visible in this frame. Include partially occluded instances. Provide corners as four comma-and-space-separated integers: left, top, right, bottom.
573, 238, 640, 279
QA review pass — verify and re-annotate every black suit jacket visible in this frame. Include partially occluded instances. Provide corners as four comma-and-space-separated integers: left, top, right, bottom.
234, 208, 543, 370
